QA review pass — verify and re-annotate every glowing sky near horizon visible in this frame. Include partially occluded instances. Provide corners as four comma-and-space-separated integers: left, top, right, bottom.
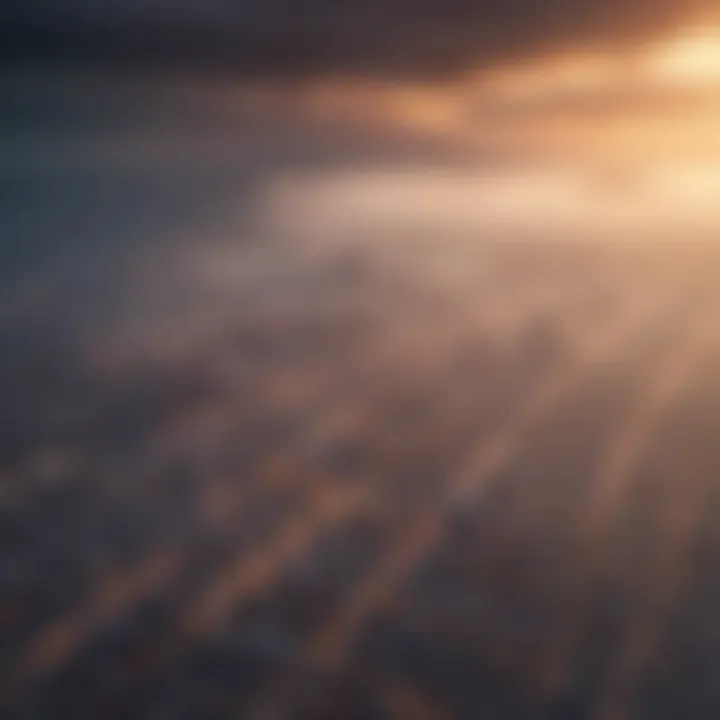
249, 21, 720, 243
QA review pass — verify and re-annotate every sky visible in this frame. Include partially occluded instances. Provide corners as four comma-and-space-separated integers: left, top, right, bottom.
5, 0, 720, 328
2, 0, 719, 77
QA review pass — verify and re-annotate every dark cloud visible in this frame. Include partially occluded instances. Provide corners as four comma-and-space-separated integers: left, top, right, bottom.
0, 0, 714, 76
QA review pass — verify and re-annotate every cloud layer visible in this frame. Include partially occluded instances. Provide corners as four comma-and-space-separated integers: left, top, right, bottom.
1, 0, 714, 76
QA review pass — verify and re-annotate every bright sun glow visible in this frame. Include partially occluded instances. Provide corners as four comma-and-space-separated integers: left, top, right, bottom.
476, 23, 720, 101
646, 27, 720, 83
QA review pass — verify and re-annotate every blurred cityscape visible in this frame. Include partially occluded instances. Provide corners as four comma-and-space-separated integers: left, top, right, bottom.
5, 4, 720, 718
